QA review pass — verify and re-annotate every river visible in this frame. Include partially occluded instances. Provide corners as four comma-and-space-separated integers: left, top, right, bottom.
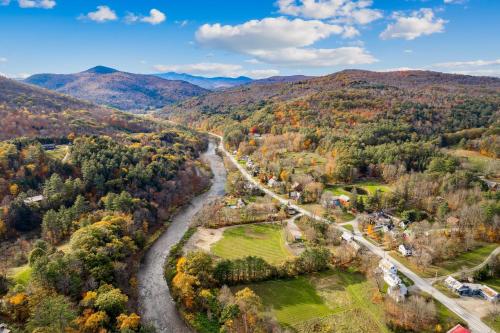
137, 140, 227, 332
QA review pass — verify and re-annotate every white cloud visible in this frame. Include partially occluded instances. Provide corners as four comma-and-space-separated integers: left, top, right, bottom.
433, 58, 500, 68
444, 0, 466, 4
380, 8, 446, 40
197, 17, 344, 53
249, 46, 377, 67
195, 17, 376, 67
0, 57, 7, 62
404, 49, 413, 54
1, 0, 10, 6
153, 62, 280, 79
176, 20, 189, 27
381, 67, 420, 72
126, 9, 166, 25
18, 0, 55, 9
448, 69, 500, 77
277, 0, 382, 25
82, 6, 118, 23
342, 26, 360, 38
141, 9, 166, 25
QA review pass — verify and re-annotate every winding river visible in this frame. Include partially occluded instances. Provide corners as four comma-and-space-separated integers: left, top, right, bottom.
138, 140, 227, 333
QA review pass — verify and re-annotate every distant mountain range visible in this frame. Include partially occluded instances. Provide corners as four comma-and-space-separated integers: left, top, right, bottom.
155, 72, 313, 90
0, 75, 155, 140
155, 72, 253, 90
25, 66, 208, 112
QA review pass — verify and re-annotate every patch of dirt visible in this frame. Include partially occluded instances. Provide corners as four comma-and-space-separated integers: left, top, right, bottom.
455, 297, 498, 318
183, 227, 225, 254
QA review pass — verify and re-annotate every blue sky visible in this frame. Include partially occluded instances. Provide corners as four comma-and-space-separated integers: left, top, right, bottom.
0, 0, 499, 78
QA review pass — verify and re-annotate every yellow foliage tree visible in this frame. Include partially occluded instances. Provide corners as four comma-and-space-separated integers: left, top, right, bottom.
116, 313, 141, 331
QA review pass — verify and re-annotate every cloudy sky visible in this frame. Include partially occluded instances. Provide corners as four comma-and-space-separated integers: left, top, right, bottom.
0, 0, 499, 78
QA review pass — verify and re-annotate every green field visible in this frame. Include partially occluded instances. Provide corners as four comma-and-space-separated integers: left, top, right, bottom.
444, 148, 500, 179
392, 243, 499, 278
46, 145, 69, 160
8, 265, 32, 286
354, 180, 391, 195
241, 269, 391, 333
211, 224, 292, 264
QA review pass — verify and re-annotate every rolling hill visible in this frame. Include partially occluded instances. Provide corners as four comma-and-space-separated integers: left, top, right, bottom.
25, 66, 208, 112
0, 74, 156, 140
162, 70, 500, 137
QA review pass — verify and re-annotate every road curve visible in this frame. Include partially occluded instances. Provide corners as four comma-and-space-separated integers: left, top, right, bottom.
137, 140, 227, 333
212, 133, 494, 333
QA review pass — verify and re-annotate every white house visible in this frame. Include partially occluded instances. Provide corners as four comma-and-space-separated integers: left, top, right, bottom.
388, 282, 408, 302
444, 276, 472, 296
23, 195, 44, 204
289, 191, 302, 201
379, 259, 397, 276
342, 231, 354, 242
398, 244, 412, 257
268, 177, 282, 188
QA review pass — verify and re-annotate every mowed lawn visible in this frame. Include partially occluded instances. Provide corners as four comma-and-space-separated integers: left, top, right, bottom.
241, 269, 391, 333
211, 224, 292, 264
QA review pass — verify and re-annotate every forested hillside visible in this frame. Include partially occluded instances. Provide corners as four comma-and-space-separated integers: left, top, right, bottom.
0, 75, 156, 140
25, 66, 208, 112
163, 70, 500, 137
0, 126, 210, 332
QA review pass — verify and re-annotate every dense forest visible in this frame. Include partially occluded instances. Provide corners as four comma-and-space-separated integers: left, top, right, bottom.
0, 126, 211, 332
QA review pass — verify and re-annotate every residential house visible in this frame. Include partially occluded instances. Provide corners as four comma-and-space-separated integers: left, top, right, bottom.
444, 277, 473, 296
24, 195, 44, 204
384, 273, 408, 302
268, 177, 282, 188
446, 324, 471, 333
398, 244, 412, 257
379, 259, 398, 276
378, 259, 407, 302
321, 196, 340, 209
289, 191, 302, 201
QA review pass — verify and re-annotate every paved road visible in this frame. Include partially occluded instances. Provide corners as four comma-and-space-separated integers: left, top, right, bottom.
137, 140, 227, 333
212, 133, 494, 333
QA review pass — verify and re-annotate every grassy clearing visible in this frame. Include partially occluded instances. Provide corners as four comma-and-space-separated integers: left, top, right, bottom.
392, 243, 499, 278
241, 269, 390, 333
343, 224, 354, 232
46, 145, 68, 160
444, 148, 500, 178
438, 243, 499, 273
354, 180, 391, 195
8, 265, 32, 286
211, 224, 292, 264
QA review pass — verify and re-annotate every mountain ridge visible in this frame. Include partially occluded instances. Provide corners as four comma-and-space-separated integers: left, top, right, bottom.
25, 66, 208, 112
